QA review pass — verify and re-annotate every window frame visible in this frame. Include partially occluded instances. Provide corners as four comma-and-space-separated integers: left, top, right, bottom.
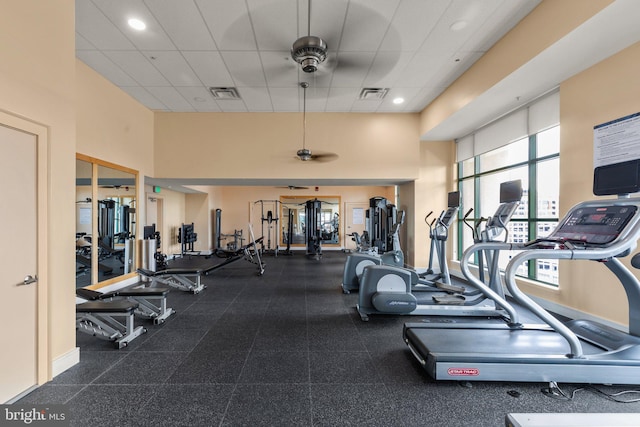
456, 126, 560, 285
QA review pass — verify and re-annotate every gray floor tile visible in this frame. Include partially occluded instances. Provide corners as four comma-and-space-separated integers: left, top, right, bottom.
222, 384, 311, 426
239, 351, 309, 383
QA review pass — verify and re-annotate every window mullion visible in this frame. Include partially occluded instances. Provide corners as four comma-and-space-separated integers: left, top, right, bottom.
528, 134, 537, 280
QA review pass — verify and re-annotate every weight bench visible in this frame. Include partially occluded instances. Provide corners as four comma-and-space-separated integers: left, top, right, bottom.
76, 300, 146, 348
76, 287, 175, 324
136, 260, 239, 294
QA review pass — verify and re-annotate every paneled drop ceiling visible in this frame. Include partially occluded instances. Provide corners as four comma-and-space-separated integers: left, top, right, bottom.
75, 0, 541, 114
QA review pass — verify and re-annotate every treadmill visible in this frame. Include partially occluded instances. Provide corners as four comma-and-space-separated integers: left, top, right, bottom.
403, 159, 640, 384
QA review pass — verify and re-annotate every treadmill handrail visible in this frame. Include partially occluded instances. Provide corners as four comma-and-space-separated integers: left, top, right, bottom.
460, 242, 522, 325
502, 197, 640, 359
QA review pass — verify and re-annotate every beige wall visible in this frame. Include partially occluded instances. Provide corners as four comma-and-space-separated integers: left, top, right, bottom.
401, 140, 456, 267
154, 112, 420, 182
185, 193, 210, 253
0, 0, 76, 379
419, 0, 613, 136
519, 41, 640, 326
76, 60, 155, 230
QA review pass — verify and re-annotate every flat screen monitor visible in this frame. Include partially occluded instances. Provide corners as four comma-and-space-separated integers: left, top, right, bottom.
448, 191, 460, 208
143, 224, 156, 239
500, 180, 523, 203
593, 159, 640, 196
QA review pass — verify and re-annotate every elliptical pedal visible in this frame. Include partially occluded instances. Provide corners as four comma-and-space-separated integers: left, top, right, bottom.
431, 294, 466, 305
435, 282, 466, 294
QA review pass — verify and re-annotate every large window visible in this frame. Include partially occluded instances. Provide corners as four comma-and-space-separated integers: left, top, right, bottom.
457, 123, 560, 285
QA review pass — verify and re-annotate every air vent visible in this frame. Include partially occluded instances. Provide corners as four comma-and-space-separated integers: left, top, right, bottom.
359, 88, 389, 100
209, 87, 241, 100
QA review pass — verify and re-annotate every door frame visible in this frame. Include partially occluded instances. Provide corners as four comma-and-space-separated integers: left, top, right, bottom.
0, 110, 50, 386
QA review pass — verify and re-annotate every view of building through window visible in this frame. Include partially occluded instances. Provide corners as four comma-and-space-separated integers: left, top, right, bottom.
457, 126, 560, 285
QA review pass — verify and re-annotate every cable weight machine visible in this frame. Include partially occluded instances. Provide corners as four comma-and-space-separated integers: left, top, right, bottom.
254, 200, 281, 256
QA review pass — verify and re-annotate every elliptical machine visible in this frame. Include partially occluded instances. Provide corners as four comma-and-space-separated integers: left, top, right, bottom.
355, 180, 523, 321
417, 191, 460, 289
341, 208, 405, 293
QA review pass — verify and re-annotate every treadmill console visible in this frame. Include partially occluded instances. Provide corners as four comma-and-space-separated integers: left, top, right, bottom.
550, 205, 638, 245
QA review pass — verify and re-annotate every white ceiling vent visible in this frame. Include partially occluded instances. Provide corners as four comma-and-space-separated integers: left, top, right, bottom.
209, 87, 241, 100
359, 88, 389, 100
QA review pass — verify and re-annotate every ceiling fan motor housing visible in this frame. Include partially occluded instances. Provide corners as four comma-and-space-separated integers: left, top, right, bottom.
291, 36, 328, 73
297, 148, 313, 161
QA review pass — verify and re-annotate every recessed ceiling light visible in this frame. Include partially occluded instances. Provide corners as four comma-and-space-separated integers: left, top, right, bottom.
128, 18, 146, 31
450, 20, 467, 31
393, 97, 405, 105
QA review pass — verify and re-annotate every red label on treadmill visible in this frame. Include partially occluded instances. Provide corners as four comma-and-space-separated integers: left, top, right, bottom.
447, 368, 479, 376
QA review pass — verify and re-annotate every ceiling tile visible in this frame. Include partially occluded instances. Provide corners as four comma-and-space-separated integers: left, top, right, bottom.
196, 0, 255, 50
75, 33, 96, 50
362, 51, 413, 87
142, 50, 202, 86
350, 99, 383, 112
104, 51, 171, 86
77, 50, 139, 86
217, 99, 248, 112
304, 86, 329, 112
75, 0, 136, 50
261, 51, 300, 88
92, 0, 176, 50
330, 52, 375, 88
144, 0, 217, 50
303, 0, 348, 47
240, 87, 275, 111
120, 86, 168, 110
146, 86, 195, 111
221, 51, 267, 87
182, 51, 235, 87
339, 0, 400, 51
380, 0, 450, 52
325, 87, 359, 112
248, 0, 298, 50
175, 86, 222, 111
269, 87, 299, 111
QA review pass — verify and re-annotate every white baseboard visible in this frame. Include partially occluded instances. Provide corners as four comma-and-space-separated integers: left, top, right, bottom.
52, 347, 80, 378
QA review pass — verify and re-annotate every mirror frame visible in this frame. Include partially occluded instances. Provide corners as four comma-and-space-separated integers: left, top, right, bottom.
76, 153, 139, 289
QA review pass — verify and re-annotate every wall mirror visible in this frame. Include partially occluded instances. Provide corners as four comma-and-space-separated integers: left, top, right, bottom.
279, 196, 341, 247
76, 154, 138, 288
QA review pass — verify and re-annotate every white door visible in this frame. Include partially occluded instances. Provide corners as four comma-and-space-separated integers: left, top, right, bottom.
344, 202, 369, 251
0, 124, 38, 402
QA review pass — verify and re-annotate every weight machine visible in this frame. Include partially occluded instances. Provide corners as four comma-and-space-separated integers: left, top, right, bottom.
305, 198, 323, 259
280, 207, 295, 256
254, 200, 281, 256
177, 223, 198, 257
366, 197, 397, 254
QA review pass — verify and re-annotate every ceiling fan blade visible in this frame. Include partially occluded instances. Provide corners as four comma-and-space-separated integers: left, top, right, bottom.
310, 151, 339, 162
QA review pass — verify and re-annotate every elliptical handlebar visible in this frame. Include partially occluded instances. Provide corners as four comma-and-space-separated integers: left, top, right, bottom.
462, 208, 476, 240
424, 211, 433, 225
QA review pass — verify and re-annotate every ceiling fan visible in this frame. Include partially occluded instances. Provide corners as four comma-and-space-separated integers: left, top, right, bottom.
275, 185, 309, 190
295, 81, 338, 162
290, 0, 327, 74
